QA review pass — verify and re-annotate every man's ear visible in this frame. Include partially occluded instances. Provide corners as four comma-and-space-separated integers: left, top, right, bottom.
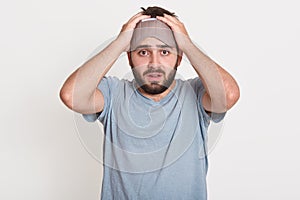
127, 51, 133, 67
176, 51, 183, 67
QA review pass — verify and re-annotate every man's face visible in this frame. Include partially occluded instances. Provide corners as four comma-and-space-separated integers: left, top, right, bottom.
129, 37, 180, 95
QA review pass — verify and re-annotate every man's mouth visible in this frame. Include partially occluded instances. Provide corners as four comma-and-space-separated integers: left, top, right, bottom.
145, 72, 163, 82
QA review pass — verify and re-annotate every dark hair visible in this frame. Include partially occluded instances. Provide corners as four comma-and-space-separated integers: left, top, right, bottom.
141, 6, 177, 18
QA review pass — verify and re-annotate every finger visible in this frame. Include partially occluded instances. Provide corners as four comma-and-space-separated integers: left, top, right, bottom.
132, 14, 151, 24
124, 14, 150, 31
157, 15, 189, 38
156, 15, 175, 27
156, 15, 180, 32
128, 12, 143, 21
161, 14, 181, 24
127, 12, 149, 24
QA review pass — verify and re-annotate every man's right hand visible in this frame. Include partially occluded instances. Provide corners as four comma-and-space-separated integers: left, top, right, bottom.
60, 13, 150, 115
116, 13, 150, 52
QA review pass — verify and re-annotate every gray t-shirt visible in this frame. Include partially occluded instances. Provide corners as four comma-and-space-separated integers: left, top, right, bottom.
83, 76, 225, 200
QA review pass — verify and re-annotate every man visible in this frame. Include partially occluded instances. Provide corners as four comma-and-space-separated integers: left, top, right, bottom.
60, 6, 240, 200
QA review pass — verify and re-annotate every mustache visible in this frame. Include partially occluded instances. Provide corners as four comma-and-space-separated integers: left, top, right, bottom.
143, 68, 166, 76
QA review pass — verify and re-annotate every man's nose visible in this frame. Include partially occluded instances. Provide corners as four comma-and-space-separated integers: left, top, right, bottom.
148, 51, 160, 68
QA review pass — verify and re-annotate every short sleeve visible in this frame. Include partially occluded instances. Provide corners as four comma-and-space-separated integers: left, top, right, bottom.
187, 78, 226, 126
82, 76, 119, 123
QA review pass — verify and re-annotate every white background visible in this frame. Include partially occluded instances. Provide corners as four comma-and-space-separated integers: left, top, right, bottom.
1, 0, 300, 199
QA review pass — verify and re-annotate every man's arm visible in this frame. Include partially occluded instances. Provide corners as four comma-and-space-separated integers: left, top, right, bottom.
157, 15, 240, 113
59, 13, 150, 114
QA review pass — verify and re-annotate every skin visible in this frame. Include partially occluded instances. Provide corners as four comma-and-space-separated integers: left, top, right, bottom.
157, 14, 240, 112
60, 12, 240, 115
129, 37, 180, 101
59, 13, 150, 114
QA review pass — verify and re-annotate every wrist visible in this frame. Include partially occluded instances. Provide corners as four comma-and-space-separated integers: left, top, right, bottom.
179, 38, 194, 54
115, 31, 133, 52
113, 37, 129, 52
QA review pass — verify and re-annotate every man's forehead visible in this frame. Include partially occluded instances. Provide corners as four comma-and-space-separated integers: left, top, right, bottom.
136, 37, 174, 48
130, 18, 177, 51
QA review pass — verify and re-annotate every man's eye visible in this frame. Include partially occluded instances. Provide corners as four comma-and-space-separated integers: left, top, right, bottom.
161, 50, 169, 55
138, 50, 149, 56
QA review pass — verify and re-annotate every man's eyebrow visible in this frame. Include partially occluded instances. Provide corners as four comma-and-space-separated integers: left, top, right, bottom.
135, 44, 173, 49
156, 44, 173, 49
135, 44, 152, 49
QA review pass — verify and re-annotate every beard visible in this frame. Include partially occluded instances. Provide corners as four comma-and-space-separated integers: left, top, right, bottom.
132, 67, 177, 95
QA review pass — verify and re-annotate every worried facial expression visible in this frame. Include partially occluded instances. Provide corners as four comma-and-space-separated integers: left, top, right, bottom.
129, 37, 181, 95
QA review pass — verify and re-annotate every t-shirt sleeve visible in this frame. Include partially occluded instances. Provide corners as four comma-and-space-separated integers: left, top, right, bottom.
188, 78, 226, 126
82, 76, 119, 123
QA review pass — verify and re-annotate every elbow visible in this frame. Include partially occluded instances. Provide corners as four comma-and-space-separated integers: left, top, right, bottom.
59, 87, 74, 110
226, 85, 240, 110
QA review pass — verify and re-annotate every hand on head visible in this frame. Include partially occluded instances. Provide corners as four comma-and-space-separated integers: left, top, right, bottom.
117, 6, 191, 53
